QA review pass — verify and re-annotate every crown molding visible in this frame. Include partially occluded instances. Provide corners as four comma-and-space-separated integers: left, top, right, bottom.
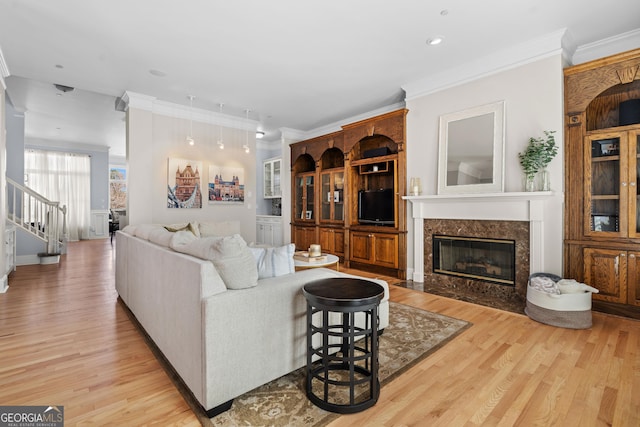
26, 138, 110, 153
280, 127, 306, 143
299, 101, 407, 141
403, 29, 567, 100
121, 91, 156, 111
0, 44, 10, 90
121, 91, 258, 131
571, 28, 640, 65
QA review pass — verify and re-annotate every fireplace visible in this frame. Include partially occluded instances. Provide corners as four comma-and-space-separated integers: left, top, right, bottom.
432, 235, 515, 286
424, 219, 529, 304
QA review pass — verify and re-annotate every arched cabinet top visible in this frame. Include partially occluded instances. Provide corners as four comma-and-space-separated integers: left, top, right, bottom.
342, 109, 407, 154
565, 48, 640, 117
290, 131, 344, 164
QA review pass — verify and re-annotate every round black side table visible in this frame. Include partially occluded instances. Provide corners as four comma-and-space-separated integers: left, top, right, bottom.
302, 277, 384, 414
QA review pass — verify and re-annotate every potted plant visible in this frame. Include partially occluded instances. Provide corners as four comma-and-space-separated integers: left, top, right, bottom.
518, 130, 557, 191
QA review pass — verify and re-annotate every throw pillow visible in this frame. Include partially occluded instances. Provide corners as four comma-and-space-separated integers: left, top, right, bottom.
173, 234, 258, 290
169, 230, 199, 249
164, 222, 201, 237
147, 227, 173, 247
249, 243, 296, 279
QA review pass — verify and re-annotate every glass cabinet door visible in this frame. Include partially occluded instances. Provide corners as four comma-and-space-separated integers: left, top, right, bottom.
273, 159, 281, 197
320, 171, 344, 222
334, 171, 344, 221
629, 131, 640, 238
586, 133, 626, 236
321, 173, 331, 220
264, 162, 273, 197
304, 175, 314, 221
263, 159, 282, 198
295, 175, 304, 220
295, 173, 315, 221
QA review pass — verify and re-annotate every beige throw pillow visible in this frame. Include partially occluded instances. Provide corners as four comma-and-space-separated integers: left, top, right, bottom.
172, 234, 258, 289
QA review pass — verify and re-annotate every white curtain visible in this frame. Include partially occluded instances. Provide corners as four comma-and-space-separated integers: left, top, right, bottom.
24, 149, 91, 241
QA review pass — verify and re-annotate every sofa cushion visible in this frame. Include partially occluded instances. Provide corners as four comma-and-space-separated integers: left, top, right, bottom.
147, 227, 173, 247
169, 230, 199, 249
173, 234, 258, 289
249, 244, 296, 279
134, 224, 162, 240
199, 221, 241, 237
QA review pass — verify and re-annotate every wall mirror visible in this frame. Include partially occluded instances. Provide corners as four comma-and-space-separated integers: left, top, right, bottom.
437, 100, 505, 194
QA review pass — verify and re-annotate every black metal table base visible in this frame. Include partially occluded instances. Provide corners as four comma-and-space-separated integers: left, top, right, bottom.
303, 278, 384, 414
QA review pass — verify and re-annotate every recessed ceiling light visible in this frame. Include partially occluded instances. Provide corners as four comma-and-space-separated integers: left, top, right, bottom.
440, 9, 448, 16
426, 36, 444, 46
256, 131, 265, 139
149, 69, 166, 77
55, 64, 64, 69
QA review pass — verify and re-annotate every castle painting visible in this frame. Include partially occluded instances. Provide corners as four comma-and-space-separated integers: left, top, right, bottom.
167, 158, 203, 209
208, 165, 245, 204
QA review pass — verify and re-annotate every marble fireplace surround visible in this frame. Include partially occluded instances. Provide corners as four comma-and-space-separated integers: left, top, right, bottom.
405, 192, 554, 289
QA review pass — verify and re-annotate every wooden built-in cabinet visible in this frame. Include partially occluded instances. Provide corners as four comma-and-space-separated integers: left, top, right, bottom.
290, 110, 407, 278
293, 225, 317, 253
319, 227, 345, 257
564, 48, 640, 317
350, 230, 399, 269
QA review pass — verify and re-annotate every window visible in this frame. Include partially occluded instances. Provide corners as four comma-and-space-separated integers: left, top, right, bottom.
110, 166, 127, 210
25, 149, 91, 241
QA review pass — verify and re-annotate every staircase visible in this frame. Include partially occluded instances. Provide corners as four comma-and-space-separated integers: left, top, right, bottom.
6, 177, 68, 256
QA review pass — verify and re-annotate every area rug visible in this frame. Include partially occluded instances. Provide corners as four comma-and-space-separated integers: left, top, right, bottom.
207, 302, 471, 426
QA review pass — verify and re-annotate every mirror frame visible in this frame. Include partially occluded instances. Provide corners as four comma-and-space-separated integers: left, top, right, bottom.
437, 100, 505, 195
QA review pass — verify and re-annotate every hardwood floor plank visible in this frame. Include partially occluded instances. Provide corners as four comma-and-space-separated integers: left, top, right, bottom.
1, 239, 639, 426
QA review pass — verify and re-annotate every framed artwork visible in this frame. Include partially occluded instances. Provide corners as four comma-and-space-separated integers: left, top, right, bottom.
167, 158, 203, 209
208, 165, 245, 204
592, 214, 618, 232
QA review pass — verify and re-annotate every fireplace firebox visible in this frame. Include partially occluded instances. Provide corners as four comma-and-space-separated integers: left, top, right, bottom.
432, 235, 515, 286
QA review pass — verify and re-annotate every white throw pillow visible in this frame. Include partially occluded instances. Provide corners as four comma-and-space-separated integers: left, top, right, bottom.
169, 230, 199, 250
173, 234, 258, 289
147, 227, 173, 247
249, 244, 296, 279
134, 224, 162, 240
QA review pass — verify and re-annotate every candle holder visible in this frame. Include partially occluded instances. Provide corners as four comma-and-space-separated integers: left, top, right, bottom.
409, 177, 422, 196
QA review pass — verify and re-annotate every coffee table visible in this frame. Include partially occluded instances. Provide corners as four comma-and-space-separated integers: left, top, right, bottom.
302, 277, 384, 414
294, 253, 339, 271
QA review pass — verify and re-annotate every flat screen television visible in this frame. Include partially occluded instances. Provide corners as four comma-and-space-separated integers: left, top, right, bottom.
358, 188, 394, 226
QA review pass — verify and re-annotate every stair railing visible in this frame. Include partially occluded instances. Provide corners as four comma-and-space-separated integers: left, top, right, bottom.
6, 177, 68, 254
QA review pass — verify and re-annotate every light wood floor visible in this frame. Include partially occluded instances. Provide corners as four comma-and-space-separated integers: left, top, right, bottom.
1, 239, 638, 426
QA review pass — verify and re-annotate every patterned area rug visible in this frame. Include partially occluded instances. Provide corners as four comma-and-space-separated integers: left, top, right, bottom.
208, 302, 471, 426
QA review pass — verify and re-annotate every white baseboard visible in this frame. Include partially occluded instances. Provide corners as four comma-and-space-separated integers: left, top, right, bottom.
0, 275, 8, 293
17, 254, 42, 266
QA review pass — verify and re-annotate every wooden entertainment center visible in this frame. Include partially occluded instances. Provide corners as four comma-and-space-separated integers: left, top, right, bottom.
290, 109, 407, 279
564, 48, 640, 318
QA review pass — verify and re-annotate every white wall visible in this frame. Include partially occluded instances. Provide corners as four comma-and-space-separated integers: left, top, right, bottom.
126, 98, 258, 242
1, 77, 7, 289
405, 54, 565, 277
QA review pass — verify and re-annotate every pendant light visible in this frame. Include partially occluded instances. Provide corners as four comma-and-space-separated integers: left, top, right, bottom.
186, 95, 195, 146
217, 103, 224, 150
242, 109, 250, 154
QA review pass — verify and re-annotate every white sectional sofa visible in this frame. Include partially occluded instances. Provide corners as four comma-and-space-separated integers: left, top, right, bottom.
115, 221, 389, 416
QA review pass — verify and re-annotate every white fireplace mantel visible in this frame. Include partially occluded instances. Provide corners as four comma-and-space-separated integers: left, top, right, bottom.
403, 191, 555, 283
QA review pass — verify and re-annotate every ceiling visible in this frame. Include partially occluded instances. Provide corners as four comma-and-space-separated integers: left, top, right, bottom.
1, 1, 639, 158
